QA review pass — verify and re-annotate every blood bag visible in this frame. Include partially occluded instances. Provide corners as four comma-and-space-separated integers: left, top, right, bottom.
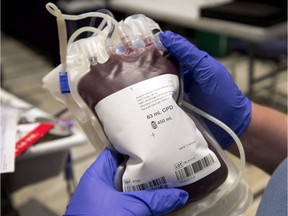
42, 3, 253, 215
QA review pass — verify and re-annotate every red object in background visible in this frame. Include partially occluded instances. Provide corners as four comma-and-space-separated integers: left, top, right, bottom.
15, 123, 54, 157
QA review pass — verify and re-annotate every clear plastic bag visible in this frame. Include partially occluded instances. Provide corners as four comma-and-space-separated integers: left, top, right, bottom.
42, 3, 253, 215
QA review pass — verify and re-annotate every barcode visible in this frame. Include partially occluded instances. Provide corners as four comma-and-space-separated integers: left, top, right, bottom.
175, 154, 215, 180
124, 176, 168, 192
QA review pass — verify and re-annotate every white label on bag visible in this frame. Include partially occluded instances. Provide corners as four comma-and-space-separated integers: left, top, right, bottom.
95, 74, 221, 191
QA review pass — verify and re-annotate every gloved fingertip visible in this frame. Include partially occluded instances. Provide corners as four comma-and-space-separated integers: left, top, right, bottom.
176, 190, 189, 208
152, 189, 189, 214
86, 148, 120, 180
159, 30, 174, 37
159, 30, 171, 46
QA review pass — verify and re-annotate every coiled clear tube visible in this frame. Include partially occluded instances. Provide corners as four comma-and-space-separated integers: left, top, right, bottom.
45, 3, 120, 66
67, 27, 107, 47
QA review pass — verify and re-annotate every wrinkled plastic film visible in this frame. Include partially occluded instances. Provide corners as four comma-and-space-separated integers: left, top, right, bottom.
43, 4, 252, 215
45, 3, 115, 151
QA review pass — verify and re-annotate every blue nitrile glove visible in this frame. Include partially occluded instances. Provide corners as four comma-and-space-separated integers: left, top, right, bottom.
160, 30, 251, 149
64, 148, 189, 216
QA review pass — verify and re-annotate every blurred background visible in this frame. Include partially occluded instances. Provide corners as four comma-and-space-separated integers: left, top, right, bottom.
1, 0, 287, 215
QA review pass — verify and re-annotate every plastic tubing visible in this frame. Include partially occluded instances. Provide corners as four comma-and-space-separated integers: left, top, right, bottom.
46, 3, 67, 67
67, 27, 107, 47
182, 101, 246, 195
88, 9, 115, 38
46, 3, 120, 64
46, 3, 119, 31
176, 66, 245, 194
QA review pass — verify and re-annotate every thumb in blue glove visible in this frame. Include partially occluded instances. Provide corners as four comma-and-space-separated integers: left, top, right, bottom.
64, 148, 189, 216
159, 30, 251, 149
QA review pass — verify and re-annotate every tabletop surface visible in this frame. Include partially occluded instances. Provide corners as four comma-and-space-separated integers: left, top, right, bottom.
1, 88, 87, 160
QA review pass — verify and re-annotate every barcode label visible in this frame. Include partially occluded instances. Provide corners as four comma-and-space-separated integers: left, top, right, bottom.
124, 176, 168, 192
175, 154, 215, 180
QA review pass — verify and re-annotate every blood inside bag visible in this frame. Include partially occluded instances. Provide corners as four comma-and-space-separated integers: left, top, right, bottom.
77, 48, 228, 202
